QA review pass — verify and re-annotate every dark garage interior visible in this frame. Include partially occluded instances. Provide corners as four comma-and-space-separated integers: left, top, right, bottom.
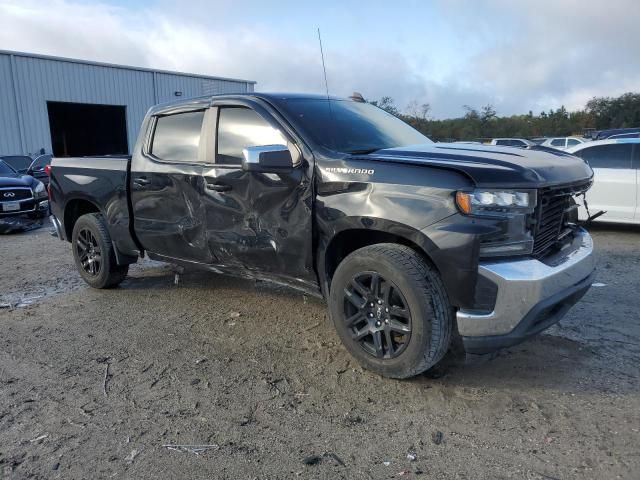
47, 101, 128, 157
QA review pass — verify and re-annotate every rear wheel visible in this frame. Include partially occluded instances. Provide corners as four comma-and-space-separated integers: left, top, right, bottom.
329, 243, 452, 379
72, 213, 128, 288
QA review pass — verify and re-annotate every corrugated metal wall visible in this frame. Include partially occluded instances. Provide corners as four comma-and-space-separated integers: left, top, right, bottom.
0, 51, 255, 155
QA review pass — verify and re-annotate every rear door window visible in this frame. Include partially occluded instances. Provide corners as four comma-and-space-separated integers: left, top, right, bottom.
150, 111, 205, 162
551, 138, 566, 147
567, 138, 581, 147
575, 144, 633, 169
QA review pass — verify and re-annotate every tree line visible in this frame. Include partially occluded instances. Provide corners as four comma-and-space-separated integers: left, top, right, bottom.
369, 92, 640, 142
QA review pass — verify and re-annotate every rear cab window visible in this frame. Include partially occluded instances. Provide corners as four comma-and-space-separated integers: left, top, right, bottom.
150, 110, 205, 162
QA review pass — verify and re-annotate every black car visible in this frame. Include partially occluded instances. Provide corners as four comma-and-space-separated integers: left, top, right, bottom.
0, 154, 52, 187
0, 159, 49, 230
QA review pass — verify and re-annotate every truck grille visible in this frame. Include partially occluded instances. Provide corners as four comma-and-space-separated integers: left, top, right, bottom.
532, 181, 591, 258
0, 187, 33, 201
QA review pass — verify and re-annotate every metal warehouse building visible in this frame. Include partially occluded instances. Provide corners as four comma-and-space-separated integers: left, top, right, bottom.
0, 50, 256, 157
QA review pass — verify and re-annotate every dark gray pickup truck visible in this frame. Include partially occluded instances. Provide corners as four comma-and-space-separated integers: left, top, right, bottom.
49, 93, 595, 378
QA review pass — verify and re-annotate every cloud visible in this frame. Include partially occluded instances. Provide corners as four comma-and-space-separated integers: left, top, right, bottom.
0, 0, 639, 118
435, 0, 640, 114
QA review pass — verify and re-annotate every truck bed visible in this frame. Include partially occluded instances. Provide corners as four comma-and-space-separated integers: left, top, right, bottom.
49, 155, 139, 259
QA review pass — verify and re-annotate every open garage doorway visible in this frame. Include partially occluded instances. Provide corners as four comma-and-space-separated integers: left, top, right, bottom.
47, 102, 128, 157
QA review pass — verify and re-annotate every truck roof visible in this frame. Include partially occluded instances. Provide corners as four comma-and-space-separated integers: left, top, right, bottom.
149, 92, 351, 114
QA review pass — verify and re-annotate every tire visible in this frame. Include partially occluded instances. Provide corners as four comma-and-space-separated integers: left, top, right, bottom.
329, 243, 453, 379
71, 213, 128, 289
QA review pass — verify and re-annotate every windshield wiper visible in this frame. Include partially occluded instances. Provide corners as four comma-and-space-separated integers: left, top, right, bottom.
345, 148, 381, 155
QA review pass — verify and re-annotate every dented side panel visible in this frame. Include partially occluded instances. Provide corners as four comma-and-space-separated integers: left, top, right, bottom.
129, 159, 211, 263
200, 162, 315, 283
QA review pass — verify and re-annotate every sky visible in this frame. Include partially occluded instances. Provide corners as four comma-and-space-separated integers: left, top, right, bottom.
1, 0, 639, 119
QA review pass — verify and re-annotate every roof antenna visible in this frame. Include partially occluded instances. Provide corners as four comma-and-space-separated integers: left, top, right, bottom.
317, 28, 331, 100
317, 28, 335, 149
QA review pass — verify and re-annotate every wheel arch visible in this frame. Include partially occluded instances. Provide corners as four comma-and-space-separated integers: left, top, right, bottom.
63, 197, 102, 241
317, 218, 441, 298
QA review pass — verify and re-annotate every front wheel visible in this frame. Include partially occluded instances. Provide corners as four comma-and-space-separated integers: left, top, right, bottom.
329, 243, 453, 379
72, 213, 128, 289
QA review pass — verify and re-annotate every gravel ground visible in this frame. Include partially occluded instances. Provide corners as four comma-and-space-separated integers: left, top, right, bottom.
1, 224, 639, 479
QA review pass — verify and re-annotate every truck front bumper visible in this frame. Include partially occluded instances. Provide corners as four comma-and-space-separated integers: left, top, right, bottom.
457, 228, 595, 354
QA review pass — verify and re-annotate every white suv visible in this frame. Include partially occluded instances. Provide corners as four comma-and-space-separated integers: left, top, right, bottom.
488, 138, 534, 148
567, 139, 640, 224
541, 137, 586, 150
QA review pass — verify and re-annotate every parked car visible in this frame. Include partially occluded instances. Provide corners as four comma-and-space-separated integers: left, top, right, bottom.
567, 138, 640, 224
488, 138, 535, 148
50, 93, 595, 378
0, 159, 49, 227
540, 137, 587, 150
607, 132, 640, 140
590, 127, 640, 140
0, 153, 52, 186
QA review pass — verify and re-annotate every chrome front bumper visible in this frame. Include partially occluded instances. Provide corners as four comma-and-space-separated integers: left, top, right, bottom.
457, 228, 595, 341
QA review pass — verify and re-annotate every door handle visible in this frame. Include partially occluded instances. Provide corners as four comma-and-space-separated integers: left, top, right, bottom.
206, 183, 232, 192
133, 177, 151, 186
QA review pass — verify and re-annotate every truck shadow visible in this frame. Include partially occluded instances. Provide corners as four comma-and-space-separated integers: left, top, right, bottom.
112, 263, 639, 396
418, 333, 639, 395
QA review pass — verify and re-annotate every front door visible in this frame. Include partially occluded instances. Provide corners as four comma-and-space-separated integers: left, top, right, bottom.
576, 142, 636, 221
200, 100, 315, 286
130, 109, 212, 263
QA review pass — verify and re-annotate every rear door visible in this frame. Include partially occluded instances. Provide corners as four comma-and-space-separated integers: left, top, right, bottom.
130, 109, 212, 263
575, 143, 635, 221
200, 99, 315, 285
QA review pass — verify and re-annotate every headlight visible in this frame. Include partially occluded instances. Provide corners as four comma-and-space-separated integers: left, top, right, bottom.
33, 181, 47, 197
455, 189, 537, 216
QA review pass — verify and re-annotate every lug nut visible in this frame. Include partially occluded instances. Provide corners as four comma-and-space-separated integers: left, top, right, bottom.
368, 313, 374, 318
370, 302, 374, 307
375, 321, 381, 327
385, 319, 389, 324
378, 299, 383, 304
385, 307, 389, 312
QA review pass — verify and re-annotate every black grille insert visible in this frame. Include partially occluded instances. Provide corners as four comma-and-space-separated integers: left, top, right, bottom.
532, 181, 591, 258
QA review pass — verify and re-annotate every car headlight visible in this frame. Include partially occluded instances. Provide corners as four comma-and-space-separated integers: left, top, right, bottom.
33, 180, 47, 198
455, 189, 537, 216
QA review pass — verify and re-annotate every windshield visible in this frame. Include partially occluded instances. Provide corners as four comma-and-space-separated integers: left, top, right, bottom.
1, 155, 32, 171
274, 98, 431, 153
0, 160, 16, 174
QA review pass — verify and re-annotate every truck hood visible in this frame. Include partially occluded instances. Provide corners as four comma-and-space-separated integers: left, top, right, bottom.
371, 143, 593, 188
0, 173, 36, 188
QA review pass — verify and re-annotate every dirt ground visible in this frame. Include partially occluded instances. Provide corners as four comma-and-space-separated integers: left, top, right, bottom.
1, 224, 639, 479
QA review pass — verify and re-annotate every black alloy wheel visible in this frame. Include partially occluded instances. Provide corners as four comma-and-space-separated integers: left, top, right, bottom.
76, 228, 102, 276
343, 272, 412, 359
71, 213, 128, 289
328, 243, 453, 378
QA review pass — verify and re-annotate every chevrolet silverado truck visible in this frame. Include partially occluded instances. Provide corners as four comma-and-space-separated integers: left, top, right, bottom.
49, 93, 595, 378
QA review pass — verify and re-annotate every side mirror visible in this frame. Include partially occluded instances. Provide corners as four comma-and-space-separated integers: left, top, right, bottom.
242, 145, 294, 173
